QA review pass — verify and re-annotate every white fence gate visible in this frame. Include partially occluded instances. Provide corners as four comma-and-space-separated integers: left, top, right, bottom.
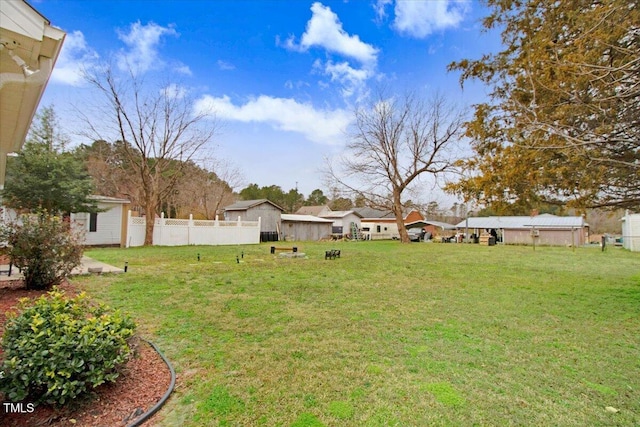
126, 211, 261, 247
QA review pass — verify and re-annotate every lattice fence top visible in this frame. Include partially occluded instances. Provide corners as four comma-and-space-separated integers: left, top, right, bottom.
130, 217, 258, 227
193, 220, 216, 227
126, 211, 261, 247
165, 219, 189, 226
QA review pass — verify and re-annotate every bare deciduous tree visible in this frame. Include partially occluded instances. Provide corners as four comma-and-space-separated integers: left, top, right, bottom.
327, 92, 466, 243
172, 158, 243, 219
82, 67, 218, 244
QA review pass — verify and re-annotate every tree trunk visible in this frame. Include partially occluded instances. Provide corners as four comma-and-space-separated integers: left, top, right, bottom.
393, 190, 410, 243
143, 190, 157, 246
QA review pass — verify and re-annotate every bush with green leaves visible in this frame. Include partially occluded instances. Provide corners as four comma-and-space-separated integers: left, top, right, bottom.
0, 289, 136, 406
0, 212, 84, 290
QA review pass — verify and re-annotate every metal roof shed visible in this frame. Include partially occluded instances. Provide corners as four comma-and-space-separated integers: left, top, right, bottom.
281, 214, 333, 241
456, 215, 589, 246
224, 199, 284, 234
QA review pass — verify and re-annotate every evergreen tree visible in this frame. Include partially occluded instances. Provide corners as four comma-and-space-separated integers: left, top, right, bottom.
2, 107, 99, 215
448, 0, 639, 210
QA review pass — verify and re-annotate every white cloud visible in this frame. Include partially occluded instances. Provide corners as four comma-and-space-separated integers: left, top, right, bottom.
319, 60, 372, 100
290, 2, 378, 66
174, 63, 192, 75
283, 3, 379, 100
195, 94, 351, 145
162, 83, 187, 99
392, 0, 469, 38
116, 21, 178, 74
284, 80, 310, 90
217, 60, 236, 71
373, 0, 393, 22
50, 31, 99, 86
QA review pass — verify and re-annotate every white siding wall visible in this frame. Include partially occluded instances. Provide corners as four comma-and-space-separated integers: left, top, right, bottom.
622, 213, 640, 252
342, 213, 361, 232
325, 213, 361, 234
71, 202, 124, 246
360, 221, 399, 240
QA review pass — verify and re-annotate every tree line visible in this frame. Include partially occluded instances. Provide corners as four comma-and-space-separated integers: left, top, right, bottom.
2, 106, 237, 221
2, 106, 380, 219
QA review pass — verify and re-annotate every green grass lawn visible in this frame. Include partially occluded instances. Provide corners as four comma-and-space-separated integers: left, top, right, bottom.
75, 242, 640, 426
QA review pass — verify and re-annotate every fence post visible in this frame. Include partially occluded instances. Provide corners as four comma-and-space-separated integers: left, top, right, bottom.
126, 210, 132, 248
157, 212, 165, 246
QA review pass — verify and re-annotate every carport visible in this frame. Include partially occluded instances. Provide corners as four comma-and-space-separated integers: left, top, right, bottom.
405, 219, 457, 241
456, 215, 589, 246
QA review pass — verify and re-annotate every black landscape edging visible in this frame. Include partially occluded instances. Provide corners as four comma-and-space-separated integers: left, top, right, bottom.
127, 339, 176, 427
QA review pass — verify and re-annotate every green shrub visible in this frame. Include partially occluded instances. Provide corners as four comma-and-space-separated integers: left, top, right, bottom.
0, 289, 136, 405
0, 212, 84, 290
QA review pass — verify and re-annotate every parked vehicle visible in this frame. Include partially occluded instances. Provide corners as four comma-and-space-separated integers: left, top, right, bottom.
407, 228, 424, 242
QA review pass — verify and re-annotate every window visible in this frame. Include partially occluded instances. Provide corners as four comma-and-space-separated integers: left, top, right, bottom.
89, 213, 98, 232
376, 225, 381, 233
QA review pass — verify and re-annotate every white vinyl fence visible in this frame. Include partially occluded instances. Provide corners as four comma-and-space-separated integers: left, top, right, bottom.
126, 211, 261, 247
621, 211, 640, 252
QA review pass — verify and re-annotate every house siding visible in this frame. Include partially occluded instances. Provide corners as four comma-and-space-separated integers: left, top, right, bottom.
324, 213, 362, 234
405, 211, 424, 223
622, 212, 640, 252
72, 201, 128, 246
360, 210, 424, 240
361, 220, 399, 240
342, 213, 362, 233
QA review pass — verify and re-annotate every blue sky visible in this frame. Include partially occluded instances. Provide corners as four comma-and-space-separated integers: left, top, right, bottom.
33, 0, 500, 206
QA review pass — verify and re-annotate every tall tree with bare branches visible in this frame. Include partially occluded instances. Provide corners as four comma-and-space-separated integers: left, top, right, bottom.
83, 67, 218, 244
170, 158, 243, 219
327, 92, 466, 243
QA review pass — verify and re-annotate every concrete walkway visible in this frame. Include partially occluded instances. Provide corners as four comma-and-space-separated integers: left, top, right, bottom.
0, 256, 124, 281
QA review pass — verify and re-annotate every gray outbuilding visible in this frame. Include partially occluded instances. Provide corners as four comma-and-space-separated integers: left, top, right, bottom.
281, 214, 333, 241
224, 199, 284, 240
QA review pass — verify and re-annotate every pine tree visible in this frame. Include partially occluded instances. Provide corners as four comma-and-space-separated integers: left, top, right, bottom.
2, 107, 99, 215
448, 0, 639, 210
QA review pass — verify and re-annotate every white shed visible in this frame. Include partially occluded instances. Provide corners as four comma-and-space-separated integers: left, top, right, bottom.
71, 196, 130, 247
319, 210, 363, 235
621, 211, 640, 252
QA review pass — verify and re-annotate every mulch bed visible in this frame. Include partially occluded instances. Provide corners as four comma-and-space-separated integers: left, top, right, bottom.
0, 280, 172, 427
